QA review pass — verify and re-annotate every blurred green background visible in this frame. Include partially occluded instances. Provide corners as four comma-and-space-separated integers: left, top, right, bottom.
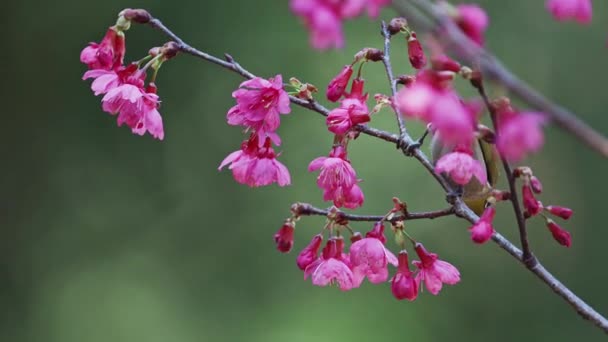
2, 0, 608, 341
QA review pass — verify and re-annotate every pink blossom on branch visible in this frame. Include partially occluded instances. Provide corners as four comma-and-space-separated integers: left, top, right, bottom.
297, 234, 324, 270
305, 238, 356, 291
326, 98, 371, 134
80, 27, 126, 71
350, 223, 398, 286
454, 4, 489, 46
391, 250, 419, 301
435, 148, 487, 186
546, 0, 592, 24
413, 243, 461, 295
327, 65, 354, 102
496, 110, 547, 162
219, 135, 291, 187
308, 146, 364, 209
274, 220, 295, 253
227, 75, 291, 143
469, 206, 496, 244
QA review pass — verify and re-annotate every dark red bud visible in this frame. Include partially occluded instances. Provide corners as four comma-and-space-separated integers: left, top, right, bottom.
547, 206, 574, 220
407, 33, 427, 69
547, 220, 572, 247
388, 17, 408, 35
121, 8, 152, 24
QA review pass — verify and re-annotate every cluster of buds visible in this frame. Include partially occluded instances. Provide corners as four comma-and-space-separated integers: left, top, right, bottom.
275, 201, 460, 300
515, 167, 573, 247
81, 9, 174, 140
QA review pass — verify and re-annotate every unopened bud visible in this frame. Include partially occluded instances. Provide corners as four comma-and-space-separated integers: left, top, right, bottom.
388, 17, 408, 35
546, 206, 574, 220
120, 8, 152, 24
407, 33, 427, 69
396, 75, 416, 87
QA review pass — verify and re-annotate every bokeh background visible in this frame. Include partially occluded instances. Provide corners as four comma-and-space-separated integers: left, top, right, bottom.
2, 0, 608, 341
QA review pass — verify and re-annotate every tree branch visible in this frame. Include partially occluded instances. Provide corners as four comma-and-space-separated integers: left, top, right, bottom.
380, 21, 408, 140
474, 80, 535, 265
291, 202, 455, 223
393, 0, 608, 158
145, 14, 608, 335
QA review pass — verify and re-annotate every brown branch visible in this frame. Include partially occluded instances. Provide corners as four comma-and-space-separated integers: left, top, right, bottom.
291, 202, 455, 223
393, 0, 608, 158
473, 80, 535, 265
145, 14, 608, 335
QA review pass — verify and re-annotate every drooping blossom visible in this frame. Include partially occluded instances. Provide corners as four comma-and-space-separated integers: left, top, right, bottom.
274, 220, 295, 253
496, 110, 546, 162
530, 176, 543, 194
305, 238, 356, 291
326, 98, 370, 134
413, 243, 461, 295
391, 250, 419, 301
546, 206, 574, 220
546, 219, 572, 247
546, 0, 592, 24
80, 27, 126, 71
469, 206, 495, 244
350, 223, 398, 286
407, 33, 427, 69
308, 145, 364, 209
327, 65, 354, 102
290, 0, 390, 49
297, 234, 323, 270
98, 66, 165, 140
227, 75, 291, 142
454, 4, 489, 46
219, 135, 291, 187
522, 184, 543, 217
435, 148, 487, 186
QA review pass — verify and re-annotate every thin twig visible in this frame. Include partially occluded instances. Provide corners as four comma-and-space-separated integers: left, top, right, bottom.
474, 80, 535, 265
292, 202, 455, 223
380, 21, 407, 140
145, 15, 608, 334
393, 0, 608, 158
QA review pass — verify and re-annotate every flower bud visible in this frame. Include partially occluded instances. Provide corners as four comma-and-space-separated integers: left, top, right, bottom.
469, 206, 495, 244
120, 8, 152, 24
297, 234, 323, 270
522, 185, 542, 217
327, 65, 353, 102
274, 220, 295, 253
546, 206, 574, 220
388, 17, 408, 35
407, 33, 427, 69
530, 176, 543, 194
546, 219, 572, 247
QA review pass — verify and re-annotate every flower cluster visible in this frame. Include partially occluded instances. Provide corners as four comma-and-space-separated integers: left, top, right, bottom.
276, 214, 460, 300
290, 0, 390, 49
219, 75, 293, 187
81, 9, 168, 140
515, 167, 574, 247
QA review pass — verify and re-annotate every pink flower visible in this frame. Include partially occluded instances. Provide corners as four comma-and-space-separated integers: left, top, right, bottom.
546, 0, 592, 24
309, 146, 364, 209
327, 65, 354, 102
305, 238, 356, 291
100, 70, 165, 140
413, 243, 461, 295
407, 33, 427, 69
326, 98, 370, 134
366, 0, 391, 17
228, 75, 291, 140
219, 135, 291, 187
546, 219, 572, 247
496, 111, 546, 162
391, 250, 419, 301
469, 206, 495, 244
546, 206, 574, 220
274, 220, 295, 253
290, 0, 346, 49
435, 149, 487, 186
350, 235, 398, 286
80, 27, 126, 71
394, 82, 437, 121
455, 4, 489, 46
522, 185, 543, 217
297, 234, 323, 270
323, 183, 365, 209
430, 97, 476, 147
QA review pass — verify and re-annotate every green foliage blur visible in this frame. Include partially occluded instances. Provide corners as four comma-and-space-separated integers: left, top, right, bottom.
2, 0, 608, 341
